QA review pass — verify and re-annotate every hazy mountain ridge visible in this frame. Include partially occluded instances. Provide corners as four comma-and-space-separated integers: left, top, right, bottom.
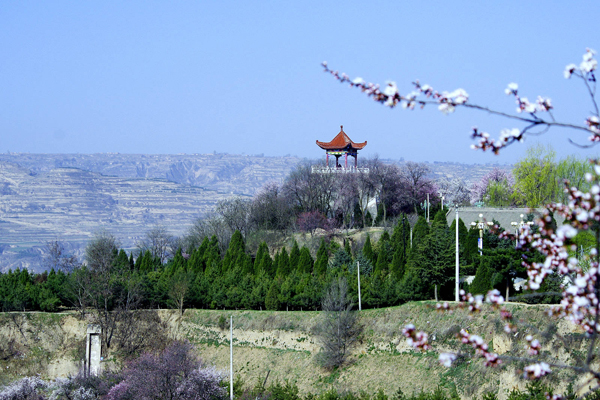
0, 162, 225, 272
0, 153, 510, 272
0, 153, 303, 196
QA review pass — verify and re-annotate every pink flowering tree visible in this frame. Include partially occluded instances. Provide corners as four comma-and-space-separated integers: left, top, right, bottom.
105, 341, 225, 400
470, 167, 515, 206
297, 210, 331, 236
325, 48, 600, 395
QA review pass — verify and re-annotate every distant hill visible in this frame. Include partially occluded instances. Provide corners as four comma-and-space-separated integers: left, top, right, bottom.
0, 153, 511, 272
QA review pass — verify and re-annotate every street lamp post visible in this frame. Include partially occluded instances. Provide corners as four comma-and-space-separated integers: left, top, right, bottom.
471, 213, 493, 256
510, 214, 534, 248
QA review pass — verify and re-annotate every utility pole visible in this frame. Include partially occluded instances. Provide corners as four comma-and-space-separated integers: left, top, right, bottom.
230, 315, 233, 400
455, 207, 459, 302
357, 261, 362, 311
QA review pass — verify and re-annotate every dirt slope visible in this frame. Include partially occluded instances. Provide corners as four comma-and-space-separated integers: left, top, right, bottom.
0, 303, 588, 399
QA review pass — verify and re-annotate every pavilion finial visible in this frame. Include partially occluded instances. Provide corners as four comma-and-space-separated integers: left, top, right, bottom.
340, 125, 343, 131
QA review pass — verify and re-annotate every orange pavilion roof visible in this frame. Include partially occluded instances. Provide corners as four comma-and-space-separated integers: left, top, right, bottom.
316, 126, 367, 151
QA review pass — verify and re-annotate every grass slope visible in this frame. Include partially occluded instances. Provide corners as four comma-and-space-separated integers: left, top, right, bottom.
0, 302, 585, 399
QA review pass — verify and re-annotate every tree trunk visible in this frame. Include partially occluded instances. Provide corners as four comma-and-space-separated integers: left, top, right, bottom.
434, 284, 438, 302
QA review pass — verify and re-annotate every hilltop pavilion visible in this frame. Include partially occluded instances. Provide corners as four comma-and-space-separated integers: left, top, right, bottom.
315, 126, 367, 172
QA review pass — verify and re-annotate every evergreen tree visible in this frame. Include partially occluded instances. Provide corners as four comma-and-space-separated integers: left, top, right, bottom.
289, 241, 300, 271
362, 234, 376, 265
297, 246, 314, 274
222, 230, 245, 272
187, 248, 205, 274
265, 281, 281, 310
450, 217, 469, 265
353, 203, 364, 229
276, 247, 290, 276
465, 226, 481, 266
404, 213, 454, 301
411, 215, 430, 249
314, 240, 329, 276
329, 249, 353, 273
344, 239, 352, 259
375, 251, 388, 275
140, 250, 154, 274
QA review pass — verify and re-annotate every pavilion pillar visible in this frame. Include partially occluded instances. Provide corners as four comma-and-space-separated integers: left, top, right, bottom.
355, 154, 358, 168
326, 153, 329, 167
345, 153, 348, 169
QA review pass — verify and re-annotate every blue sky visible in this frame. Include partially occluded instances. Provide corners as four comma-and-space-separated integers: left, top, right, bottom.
2, 1, 600, 164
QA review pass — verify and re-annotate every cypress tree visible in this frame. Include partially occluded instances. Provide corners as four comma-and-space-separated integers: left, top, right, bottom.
298, 246, 314, 274
289, 241, 300, 271
450, 217, 469, 264
362, 234, 376, 265
140, 250, 154, 273
432, 209, 448, 229
344, 239, 352, 259
411, 216, 430, 249
134, 250, 143, 271
188, 248, 204, 274
261, 251, 275, 277
390, 247, 406, 280
314, 240, 329, 276
265, 281, 281, 310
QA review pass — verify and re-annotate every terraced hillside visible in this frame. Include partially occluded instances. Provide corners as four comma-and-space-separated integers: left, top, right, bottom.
0, 162, 225, 271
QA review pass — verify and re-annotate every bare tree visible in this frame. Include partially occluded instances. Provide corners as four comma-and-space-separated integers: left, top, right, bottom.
436, 177, 472, 207
44, 240, 79, 272
313, 277, 362, 369
355, 166, 378, 227
283, 162, 336, 216
399, 161, 437, 214
85, 231, 144, 351
332, 173, 359, 230
85, 230, 119, 274
215, 196, 252, 236
138, 225, 175, 264
168, 271, 192, 316
249, 182, 293, 233
67, 265, 91, 318
369, 158, 404, 225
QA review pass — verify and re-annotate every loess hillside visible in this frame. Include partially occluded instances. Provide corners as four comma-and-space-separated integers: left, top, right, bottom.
0, 302, 587, 400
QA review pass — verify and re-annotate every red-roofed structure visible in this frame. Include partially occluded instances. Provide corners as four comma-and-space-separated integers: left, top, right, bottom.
315, 126, 367, 171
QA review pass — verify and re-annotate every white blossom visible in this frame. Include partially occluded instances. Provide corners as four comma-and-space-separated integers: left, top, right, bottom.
438, 103, 455, 114
524, 362, 551, 379
504, 82, 518, 95
581, 48, 598, 73
438, 352, 457, 367
564, 63, 578, 79
383, 81, 398, 97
